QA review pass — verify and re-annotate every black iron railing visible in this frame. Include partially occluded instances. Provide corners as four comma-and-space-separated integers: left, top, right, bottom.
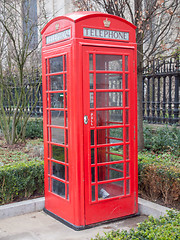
143, 56, 179, 125
2, 82, 43, 117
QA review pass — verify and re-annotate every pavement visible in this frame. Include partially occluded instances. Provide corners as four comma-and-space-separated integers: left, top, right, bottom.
0, 197, 171, 240
0, 211, 147, 240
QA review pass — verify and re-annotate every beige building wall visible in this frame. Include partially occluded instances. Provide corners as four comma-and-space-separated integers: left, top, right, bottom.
43, 0, 74, 20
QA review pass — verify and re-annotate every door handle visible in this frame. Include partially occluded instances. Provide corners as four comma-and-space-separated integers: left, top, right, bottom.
84, 115, 88, 124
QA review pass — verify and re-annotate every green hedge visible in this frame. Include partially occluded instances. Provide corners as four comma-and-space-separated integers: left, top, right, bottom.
143, 124, 180, 155
0, 160, 44, 205
138, 152, 180, 207
93, 210, 180, 240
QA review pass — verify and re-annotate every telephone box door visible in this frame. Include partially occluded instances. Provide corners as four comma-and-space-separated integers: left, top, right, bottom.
83, 46, 138, 225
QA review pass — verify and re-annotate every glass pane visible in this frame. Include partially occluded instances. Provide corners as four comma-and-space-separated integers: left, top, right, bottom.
92, 185, 95, 201
98, 181, 124, 199
91, 148, 95, 164
48, 177, 50, 191
97, 110, 123, 126
47, 93, 49, 108
52, 162, 65, 180
125, 74, 128, 89
66, 148, 68, 163
67, 184, 69, 200
126, 162, 130, 177
109, 127, 123, 143
126, 127, 129, 142
125, 56, 128, 71
65, 74, 67, 90
89, 54, 93, 70
50, 110, 64, 126
52, 145, 65, 162
66, 166, 69, 181
50, 93, 64, 108
96, 55, 123, 71
64, 55, 67, 71
48, 144, 50, 158
65, 93, 68, 108
52, 178, 65, 197
91, 130, 94, 145
90, 92, 94, 108
49, 56, 63, 73
46, 59, 48, 74
47, 110, 50, 124
90, 73, 94, 89
97, 145, 123, 163
96, 74, 122, 89
65, 111, 68, 127
46, 76, 48, 90
98, 163, 124, 181
126, 145, 129, 159
126, 110, 129, 124
50, 75, 63, 90
48, 160, 50, 174
125, 92, 129, 107
126, 179, 130, 195
65, 129, 68, 145
96, 92, 123, 108
51, 128, 64, 144
91, 167, 95, 182
97, 129, 107, 145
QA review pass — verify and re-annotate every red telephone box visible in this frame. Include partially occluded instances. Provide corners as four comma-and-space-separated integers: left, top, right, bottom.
41, 11, 138, 230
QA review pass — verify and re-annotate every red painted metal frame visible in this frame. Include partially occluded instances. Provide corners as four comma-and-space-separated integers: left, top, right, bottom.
41, 11, 137, 228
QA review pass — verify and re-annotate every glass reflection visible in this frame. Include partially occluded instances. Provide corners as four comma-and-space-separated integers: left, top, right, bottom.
52, 179, 65, 197
92, 185, 95, 201
96, 92, 123, 108
97, 145, 123, 163
52, 145, 65, 162
50, 110, 64, 126
49, 56, 63, 73
97, 110, 123, 126
96, 55, 123, 71
50, 75, 63, 90
50, 93, 64, 108
98, 163, 124, 181
90, 92, 94, 108
96, 74, 122, 89
125, 56, 128, 71
51, 128, 64, 144
89, 54, 93, 70
98, 180, 124, 199
52, 162, 65, 180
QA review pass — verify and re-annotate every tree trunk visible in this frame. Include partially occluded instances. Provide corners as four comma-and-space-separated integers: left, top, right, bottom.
135, 0, 144, 151
137, 58, 144, 151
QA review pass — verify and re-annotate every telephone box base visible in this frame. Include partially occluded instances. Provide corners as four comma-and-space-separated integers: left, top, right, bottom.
43, 208, 140, 231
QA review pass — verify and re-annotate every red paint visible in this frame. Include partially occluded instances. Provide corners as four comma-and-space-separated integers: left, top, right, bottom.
41, 11, 138, 228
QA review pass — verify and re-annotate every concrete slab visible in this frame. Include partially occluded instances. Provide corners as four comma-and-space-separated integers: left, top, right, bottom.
0, 211, 147, 240
138, 197, 171, 218
0, 198, 45, 220
0, 197, 171, 221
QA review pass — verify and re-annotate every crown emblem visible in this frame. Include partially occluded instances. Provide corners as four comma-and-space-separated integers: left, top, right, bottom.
103, 18, 111, 28
55, 23, 59, 31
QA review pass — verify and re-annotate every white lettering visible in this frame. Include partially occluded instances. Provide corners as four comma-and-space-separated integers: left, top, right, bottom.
83, 27, 129, 41
46, 28, 71, 44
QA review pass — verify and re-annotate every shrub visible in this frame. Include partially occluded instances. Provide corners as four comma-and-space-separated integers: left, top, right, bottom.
17, 118, 43, 139
138, 151, 180, 207
0, 160, 44, 204
143, 124, 180, 155
92, 210, 180, 240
